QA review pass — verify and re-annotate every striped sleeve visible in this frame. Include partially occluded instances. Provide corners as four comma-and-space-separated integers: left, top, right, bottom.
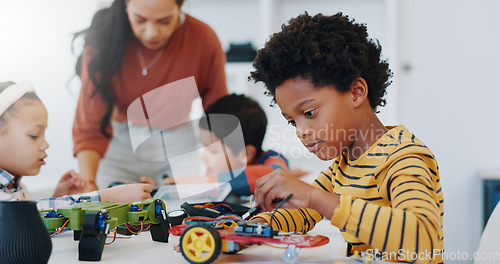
250, 168, 329, 233
251, 207, 323, 233
332, 153, 442, 262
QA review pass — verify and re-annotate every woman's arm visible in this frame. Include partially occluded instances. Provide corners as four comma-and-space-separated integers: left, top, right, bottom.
76, 149, 101, 192
73, 46, 113, 192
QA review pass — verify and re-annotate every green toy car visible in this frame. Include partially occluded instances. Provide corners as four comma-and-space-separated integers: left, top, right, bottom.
40, 198, 170, 261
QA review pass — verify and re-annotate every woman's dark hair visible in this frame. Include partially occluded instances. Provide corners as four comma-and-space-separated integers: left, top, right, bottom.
72, 0, 184, 137
250, 12, 392, 111
199, 94, 267, 157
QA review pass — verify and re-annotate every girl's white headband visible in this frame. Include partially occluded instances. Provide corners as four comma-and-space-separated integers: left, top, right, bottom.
0, 81, 36, 117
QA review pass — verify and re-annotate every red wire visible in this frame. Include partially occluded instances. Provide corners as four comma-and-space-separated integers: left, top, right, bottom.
126, 221, 144, 234
192, 202, 234, 212
50, 219, 70, 237
105, 229, 117, 245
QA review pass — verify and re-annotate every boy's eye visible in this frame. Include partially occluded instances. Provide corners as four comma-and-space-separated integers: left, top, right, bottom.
287, 119, 296, 126
136, 19, 146, 24
304, 109, 316, 117
29, 135, 38, 139
207, 146, 220, 154
159, 20, 171, 25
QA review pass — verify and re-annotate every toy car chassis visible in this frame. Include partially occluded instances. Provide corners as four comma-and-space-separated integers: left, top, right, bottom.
171, 217, 329, 264
40, 198, 170, 261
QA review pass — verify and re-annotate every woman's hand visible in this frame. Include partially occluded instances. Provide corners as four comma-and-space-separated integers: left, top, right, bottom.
82, 181, 98, 192
76, 150, 100, 192
99, 183, 153, 203
253, 168, 317, 212
52, 170, 87, 197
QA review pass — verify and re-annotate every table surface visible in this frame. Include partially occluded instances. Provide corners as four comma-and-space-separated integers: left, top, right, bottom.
47, 218, 363, 264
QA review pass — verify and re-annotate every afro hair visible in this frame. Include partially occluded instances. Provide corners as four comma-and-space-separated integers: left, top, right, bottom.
250, 12, 392, 111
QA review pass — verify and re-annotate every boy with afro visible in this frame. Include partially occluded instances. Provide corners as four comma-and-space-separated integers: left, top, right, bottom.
250, 12, 444, 263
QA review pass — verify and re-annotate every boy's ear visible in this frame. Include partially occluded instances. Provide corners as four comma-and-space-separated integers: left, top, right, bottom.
350, 77, 369, 108
238, 145, 257, 165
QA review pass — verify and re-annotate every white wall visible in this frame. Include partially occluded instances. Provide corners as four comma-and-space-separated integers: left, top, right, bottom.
398, 0, 500, 261
1, 0, 498, 262
190, 0, 500, 261
0, 0, 100, 194
184, 0, 396, 178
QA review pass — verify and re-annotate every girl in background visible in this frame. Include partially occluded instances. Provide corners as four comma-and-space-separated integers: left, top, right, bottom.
0, 81, 152, 209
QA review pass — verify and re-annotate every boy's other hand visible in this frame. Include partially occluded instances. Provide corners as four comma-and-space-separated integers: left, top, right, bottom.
140, 175, 180, 185
290, 168, 309, 178
162, 176, 210, 185
100, 183, 153, 203
52, 170, 86, 197
253, 168, 316, 212
140, 176, 158, 186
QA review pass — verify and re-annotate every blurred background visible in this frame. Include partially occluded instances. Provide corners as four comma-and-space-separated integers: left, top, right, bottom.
1, 0, 499, 262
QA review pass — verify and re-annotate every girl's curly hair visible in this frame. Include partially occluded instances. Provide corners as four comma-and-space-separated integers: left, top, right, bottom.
250, 12, 392, 111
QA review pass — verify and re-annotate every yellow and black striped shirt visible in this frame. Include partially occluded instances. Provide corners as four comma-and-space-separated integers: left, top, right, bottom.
255, 126, 444, 263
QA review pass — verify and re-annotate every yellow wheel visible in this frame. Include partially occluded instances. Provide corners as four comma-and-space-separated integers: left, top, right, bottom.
180, 223, 221, 264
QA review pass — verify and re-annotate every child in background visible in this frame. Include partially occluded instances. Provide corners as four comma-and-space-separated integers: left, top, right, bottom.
0, 81, 153, 209
150, 93, 291, 198
250, 13, 444, 263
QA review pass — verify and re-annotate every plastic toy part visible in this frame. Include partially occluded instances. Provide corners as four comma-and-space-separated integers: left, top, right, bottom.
130, 204, 140, 212
283, 244, 299, 264
45, 211, 62, 218
149, 199, 170, 243
180, 223, 222, 264
234, 223, 275, 237
174, 215, 329, 264
78, 211, 109, 261
168, 209, 188, 226
40, 198, 170, 261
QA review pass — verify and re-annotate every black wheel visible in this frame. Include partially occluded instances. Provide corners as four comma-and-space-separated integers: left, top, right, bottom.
180, 223, 221, 264
82, 211, 101, 236
78, 211, 107, 261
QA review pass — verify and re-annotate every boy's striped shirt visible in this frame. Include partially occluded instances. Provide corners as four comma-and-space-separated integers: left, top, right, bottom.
254, 126, 444, 263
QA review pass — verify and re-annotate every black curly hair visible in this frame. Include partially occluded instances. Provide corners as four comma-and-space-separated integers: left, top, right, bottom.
250, 12, 392, 111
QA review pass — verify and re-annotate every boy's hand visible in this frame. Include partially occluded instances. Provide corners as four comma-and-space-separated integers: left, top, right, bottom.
162, 177, 176, 185
52, 170, 87, 197
99, 183, 153, 203
140, 176, 158, 186
254, 168, 316, 212
254, 168, 340, 220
